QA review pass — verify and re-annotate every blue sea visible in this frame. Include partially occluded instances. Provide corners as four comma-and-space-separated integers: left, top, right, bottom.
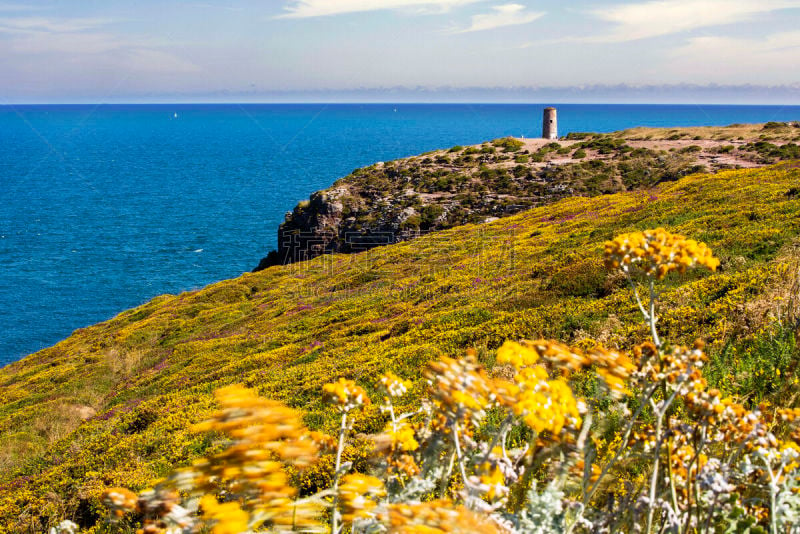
2, 103, 799, 364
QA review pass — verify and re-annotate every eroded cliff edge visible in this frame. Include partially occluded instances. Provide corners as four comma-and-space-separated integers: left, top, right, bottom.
255, 122, 800, 270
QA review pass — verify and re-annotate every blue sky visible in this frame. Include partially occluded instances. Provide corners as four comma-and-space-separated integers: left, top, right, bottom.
1, 0, 799, 102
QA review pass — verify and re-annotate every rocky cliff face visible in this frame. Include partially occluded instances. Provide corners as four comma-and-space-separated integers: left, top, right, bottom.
255, 185, 396, 269
254, 138, 572, 270
255, 124, 800, 271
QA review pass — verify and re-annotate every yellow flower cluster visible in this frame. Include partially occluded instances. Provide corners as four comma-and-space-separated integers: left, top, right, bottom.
513, 368, 581, 435
101, 486, 192, 533
425, 355, 494, 428
476, 462, 508, 502
497, 339, 635, 399
381, 499, 504, 534
643, 341, 707, 387
380, 371, 412, 398
323, 378, 371, 412
373, 418, 421, 478
100, 487, 138, 518
603, 228, 720, 279
684, 386, 765, 445
586, 346, 636, 398
339, 473, 386, 523
496, 340, 546, 368
387, 420, 419, 452
199, 495, 250, 534
194, 384, 318, 466
669, 444, 708, 490
187, 384, 322, 531
308, 430, 338, 452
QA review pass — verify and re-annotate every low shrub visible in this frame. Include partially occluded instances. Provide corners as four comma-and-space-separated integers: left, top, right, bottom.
97, 229, 800, 534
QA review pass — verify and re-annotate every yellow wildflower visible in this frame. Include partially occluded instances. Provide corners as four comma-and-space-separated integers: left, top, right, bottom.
604, 228, 719, 279
187, 385, 322, 530
477, 462, 507, 501
200, 495, 250, 534
380, 372, 412, 398
388, 419, 419, 452
496, 340, 541, 369
339, 473, 386, 523
513, 371, 582, 435
426, 354, 494, 428
382, 499, 504, 533
100, 487, 138, 518
323, 378, 371, 412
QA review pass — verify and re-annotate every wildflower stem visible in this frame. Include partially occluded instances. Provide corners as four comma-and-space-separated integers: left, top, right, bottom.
576, 408, 593, 452
331, 411, 349, 534
648, 279, 660, 347
666, 436, 679, 524
386, 400, 398, 431
439, 449, 456, 498
644, 373, 685, 534
761, 454, 779, 534
626, 272, 650, 321
701, 493, 719, 534
683, 424, 708, 533
450, 421, 471, 505
626, 273, 660, 347
645, 407, 664, 534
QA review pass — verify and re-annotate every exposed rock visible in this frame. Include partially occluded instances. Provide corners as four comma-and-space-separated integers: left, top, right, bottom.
255, 126, 800, 271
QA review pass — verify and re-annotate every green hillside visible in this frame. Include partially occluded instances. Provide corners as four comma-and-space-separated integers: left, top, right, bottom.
1, 163, 800, 531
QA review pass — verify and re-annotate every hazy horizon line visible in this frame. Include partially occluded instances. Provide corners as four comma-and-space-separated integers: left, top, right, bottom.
4, 101, 800, 106
4, 83, 800, 106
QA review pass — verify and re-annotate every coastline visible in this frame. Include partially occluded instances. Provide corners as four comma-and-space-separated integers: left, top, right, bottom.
256, 121, 800, 270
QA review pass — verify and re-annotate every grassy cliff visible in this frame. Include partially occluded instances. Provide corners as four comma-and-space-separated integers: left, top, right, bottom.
1, 162, 800, 531
258, 122, 800, 268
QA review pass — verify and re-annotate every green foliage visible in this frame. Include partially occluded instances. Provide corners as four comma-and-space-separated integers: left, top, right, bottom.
419, 204, 444, 227
740, 141, 800, 162
2, 164, 800, 530
707, 322, 800, 406
575, 137, 629, 154
565, 132, 593, 140
492, 137, 525, 152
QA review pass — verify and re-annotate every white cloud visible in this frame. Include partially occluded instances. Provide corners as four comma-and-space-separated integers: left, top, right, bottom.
0, 16, 114, 34
277, 0, 484, 18
588, 0, 800, 42
0, 14, 200, 76
7, 31, 122, 54
451, 3, 544, 33
664, 31, 800, 83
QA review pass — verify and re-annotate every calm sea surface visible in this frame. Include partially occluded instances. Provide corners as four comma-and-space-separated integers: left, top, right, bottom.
2, 103, 799, 364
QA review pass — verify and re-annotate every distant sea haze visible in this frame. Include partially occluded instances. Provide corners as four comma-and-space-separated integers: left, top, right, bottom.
1, 103, 799, 364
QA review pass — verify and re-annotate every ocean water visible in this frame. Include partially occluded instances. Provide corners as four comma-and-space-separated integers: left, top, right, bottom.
2, 103, 799, 364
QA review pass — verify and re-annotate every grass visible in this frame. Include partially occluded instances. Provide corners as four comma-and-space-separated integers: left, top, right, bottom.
0, 163, 800, 530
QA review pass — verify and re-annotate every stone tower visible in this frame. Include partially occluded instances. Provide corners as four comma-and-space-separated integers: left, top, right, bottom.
542, 107, 557, 140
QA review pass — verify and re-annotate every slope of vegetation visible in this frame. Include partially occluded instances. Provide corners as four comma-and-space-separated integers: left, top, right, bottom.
260, 123, 799, 269
1, 163, 800, 531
